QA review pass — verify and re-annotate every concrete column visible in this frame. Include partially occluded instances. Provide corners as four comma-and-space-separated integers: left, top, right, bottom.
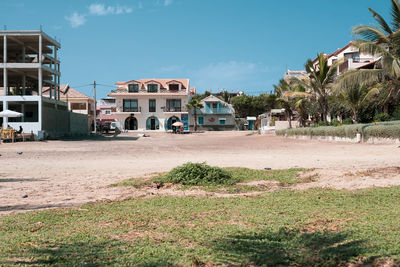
22, 46, 25, 63
21, 103, 25, 122
22, 75, 26, 95
3, 35, 7, 128
38, 34, 42, 96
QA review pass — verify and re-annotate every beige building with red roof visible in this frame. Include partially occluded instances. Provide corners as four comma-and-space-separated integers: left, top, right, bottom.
108, 78, 191, 131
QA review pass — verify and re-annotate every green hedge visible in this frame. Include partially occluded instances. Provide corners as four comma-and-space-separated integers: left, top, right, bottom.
276, 121, 400, 140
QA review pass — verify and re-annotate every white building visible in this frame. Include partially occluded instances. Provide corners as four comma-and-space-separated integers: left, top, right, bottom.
313, 41, 382, 75
108, 79, 193, 131
0, 30, 88, 138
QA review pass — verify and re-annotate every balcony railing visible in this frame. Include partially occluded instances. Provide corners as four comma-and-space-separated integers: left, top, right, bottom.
120, 106, 142, 113
203, 106, 232, 114
164, 107, 185, 112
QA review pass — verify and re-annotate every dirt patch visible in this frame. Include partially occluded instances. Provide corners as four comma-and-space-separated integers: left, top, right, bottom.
301, 217, 354, 233
294, 166, 400, 191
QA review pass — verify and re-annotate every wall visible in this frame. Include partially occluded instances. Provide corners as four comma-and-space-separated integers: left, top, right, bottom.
42, 103, 88, 137
190, 114, 236, 131
275, 120, 300, 131
70, 112, 89, 134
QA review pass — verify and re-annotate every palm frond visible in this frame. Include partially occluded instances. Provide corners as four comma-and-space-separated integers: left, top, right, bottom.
353, 39, 392, 58
353, 25, 390, 43
335, 69, 384, 90
391, 0, 400, 30
368, 8, 393, 35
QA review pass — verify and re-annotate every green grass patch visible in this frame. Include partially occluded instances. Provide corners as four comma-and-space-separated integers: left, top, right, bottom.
112, 165, 305, 193
1, 187, 400, 266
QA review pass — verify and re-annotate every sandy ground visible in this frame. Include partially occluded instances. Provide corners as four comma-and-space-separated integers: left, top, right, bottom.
0, 131, 399, 215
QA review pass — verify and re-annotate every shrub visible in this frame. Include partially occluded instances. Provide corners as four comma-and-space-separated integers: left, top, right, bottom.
330, 118, 341, 127
392, 107, 400, 121
374, 113, 391, 122
364, 124, 400, 139
276, 121, 400, 140
160, 162, 236, 186
269, 117, 276, 126
342, 118, 353, 125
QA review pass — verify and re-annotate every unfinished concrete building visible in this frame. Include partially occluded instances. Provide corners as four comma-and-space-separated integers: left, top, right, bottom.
0, 30, 88, 137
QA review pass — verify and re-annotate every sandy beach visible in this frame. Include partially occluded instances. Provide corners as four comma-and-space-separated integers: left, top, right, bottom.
0, 131, 399, 215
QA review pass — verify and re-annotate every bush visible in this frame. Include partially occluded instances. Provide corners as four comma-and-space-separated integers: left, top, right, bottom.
342, 118, 353, 125
160, 162, 236, 186
276, 121, 400, 140
374, 113, 391, 122
392, 107, 400, 121
330, 118, 341, 127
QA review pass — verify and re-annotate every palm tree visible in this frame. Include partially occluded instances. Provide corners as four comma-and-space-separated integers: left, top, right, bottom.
337, 85, 380, 123
304, 53, 340, 125
273, 79, 310, 128
336, 0, 400, 95
186, 98, 204, 132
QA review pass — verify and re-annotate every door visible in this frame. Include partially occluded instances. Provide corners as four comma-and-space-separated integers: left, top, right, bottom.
150, 118, 156, 130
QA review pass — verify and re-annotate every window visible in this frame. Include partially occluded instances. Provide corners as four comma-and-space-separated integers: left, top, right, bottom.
71, 103, 86, 110
149, 99, 156, 112
104, 110, 111, 115
123, 99, 138, 112
169, 84, 179, 91
147, 84, 158, 93
166, 99, 181, 112
219, 118, 226, 125
198, 116, 204, 125
212, 103, 218, 109
352, 53, 360, 62
128, 84, 139, 93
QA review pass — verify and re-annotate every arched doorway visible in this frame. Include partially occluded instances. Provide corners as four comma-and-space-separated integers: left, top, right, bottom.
124, 116, 138, 130
146, 116, 159, 130
167, 116, 180, 130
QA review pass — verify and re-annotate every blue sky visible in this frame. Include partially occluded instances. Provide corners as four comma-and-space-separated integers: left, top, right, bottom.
0, 0, 390, 99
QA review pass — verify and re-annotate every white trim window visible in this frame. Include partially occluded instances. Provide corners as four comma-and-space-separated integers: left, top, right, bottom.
147, 84, 158, 93
219, 118, 226, 125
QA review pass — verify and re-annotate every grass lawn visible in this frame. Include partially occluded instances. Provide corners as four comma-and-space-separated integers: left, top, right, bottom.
1, 170, 400, 266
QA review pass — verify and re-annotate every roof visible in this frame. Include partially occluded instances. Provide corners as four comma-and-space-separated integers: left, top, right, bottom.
355, 57, 382, 70
42, 85, 93, 100
202, 95, 224, 103
115, 79, 189, 90
190, 87, 196, 95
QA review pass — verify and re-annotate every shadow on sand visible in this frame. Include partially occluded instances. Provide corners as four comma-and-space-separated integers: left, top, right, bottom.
0, 178, 47, 183
60, 134, 139, 142
213, 227, 366, 266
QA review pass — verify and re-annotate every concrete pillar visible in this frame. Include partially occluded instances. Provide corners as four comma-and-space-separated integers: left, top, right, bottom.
22, 75, 26, 95
3, 35, 8, 128
38, 34, 42, 96
22, 46, 25, 63
21, 103, 25, 122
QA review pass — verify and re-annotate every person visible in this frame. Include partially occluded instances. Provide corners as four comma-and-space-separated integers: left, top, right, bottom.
16, 126, 23, 134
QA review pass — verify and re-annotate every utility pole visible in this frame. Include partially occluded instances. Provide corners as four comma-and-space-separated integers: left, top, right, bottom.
93, 81, 97, 134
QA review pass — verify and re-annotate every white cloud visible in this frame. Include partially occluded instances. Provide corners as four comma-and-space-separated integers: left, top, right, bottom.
164, 0, 173, 6
65, 12, 87, 28
89, 3, 132, 16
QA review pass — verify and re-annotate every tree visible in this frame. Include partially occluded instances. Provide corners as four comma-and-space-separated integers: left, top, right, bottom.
186, 98, 204, 132
304, 53, 340, 125
337, 85, 380, 123
336, 0, 400, 96
273, 79, 310, 128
